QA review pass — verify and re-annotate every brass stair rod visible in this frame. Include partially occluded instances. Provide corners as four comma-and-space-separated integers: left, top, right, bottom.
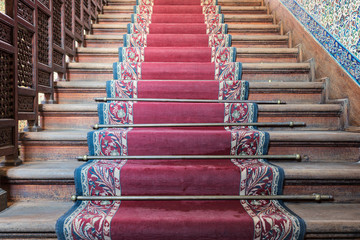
71, 194, 333, 202
94, 97, 285, 104
93, 122, 306, 129
77, 154, 301, 161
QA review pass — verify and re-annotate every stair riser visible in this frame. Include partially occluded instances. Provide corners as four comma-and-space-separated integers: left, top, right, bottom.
107, 2, 264, 7
67, 70, 312, 82
102, 9, 268, 15
19, 140, 359, 162
97, 20, 274, 25
91, 29, 280, 35
4, 180, 359, 203
84, 40, 290, 48
39, 112, 341, 131
54, 89, 324, 104
76, 54, 298, 63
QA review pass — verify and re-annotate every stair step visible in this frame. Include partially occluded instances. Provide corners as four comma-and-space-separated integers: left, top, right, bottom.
1, 161, 359, 202
76, 47, 299, 63
19, 130, 360, 162
91, 23, 280, 34
38, 103, 342, 131
97, 14, 273, 24
0, 201, 359, 239
107, 0, 265, 6
54, 80, 324, 104
84, 34, 290, 48
102, 5, 268, 14
66, 62, 312, 82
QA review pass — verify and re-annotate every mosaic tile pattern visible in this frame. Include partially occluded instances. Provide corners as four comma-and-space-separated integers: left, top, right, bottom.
0, 1, 5, 14
281, 0, 360, 85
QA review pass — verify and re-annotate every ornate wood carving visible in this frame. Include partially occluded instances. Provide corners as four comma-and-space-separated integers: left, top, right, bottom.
65, 0, 73, 31
53, 49, 63, 66
38, 0, 50, 9
75, 0, 81, 18
0, 22, 13, 45
18, 95, 34, 112
75, 21, 82, 36
38, 10, 49, 65
0, 128, 13, 147
0, 51, 15, 119
53, 0, 62, 47
65, 34, 73, 50
38, 70, 51, 87
17, 0, 34, 24
17, 27, 33, 88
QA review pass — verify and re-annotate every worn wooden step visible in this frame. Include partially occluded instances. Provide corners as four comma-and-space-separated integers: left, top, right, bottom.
66, 62, 313, 82
0, 201, 359, 239
102, 5, 268, 14
107, 0, 265, 6
84, 34, 290, 48
19, 130, 360, 162
54, 81, 325, 104
1, 161, 359, 203
75, 47, 299, 63
91, 23, 280, 35
97, 14, 274, 24
38, 103, 342, 131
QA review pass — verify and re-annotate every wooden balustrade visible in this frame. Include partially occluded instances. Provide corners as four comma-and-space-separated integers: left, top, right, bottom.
0, 0, 107, 163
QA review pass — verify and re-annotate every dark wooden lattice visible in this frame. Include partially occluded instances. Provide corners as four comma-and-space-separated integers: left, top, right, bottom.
75, 0, 81, 18
0, 51, 15, 119
53, 0, 62, 47
91, 2, 96, 15
0, 128, 13, 147
0, 22, 13, 45
17, 0, 34, 24
65, 0, 73, 31
17, 27, 33, 88
83, 0, 88, 9
65, 34, 73, 50
38, 0, 50, 9
38, 70, 51, 87
38, 10, 49, 65
75, 21, 82, 36
18, 95, 34, 112
53, 49, 63, 66
84, 11, 90, 26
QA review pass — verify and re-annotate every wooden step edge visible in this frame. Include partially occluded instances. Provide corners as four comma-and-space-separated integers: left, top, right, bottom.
54, 81, 323, 90
39, 103, 342, 113
0, 201, 359, 237
2, 161, 360, 181
66, 62, 311, 70
75, 47, 299, 54
20, 130, 360, 142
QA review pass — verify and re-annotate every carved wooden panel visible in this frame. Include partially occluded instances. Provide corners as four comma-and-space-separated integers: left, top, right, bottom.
38, 10, 49, 65
53, 49, 63, 66
65, 34, 73, 50
0, 22, 13, 45
65, 0, 73, 31
75, 0, 81, 18
0, 128, 13, 147
75, 21, 82, 36
38, 0, 50, 9
17, 0, 34, 24
83, 0, 88, 9
91, 2, 96, 15
0, 51, 15, 119
53, 0, 62, 47
38, 70, 51, 87
18, 95, 34, 112
17, 27, 33, 88
84, 11, 90, 26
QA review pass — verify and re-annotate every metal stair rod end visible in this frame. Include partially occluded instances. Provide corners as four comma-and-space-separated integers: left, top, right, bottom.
295, 154, 301, 161
77, 155, 88, 161
93, 124, 99, 130
71, 195, 77, 202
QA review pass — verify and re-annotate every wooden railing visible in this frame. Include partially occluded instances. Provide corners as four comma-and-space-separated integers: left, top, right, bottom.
0, 0, 107, 164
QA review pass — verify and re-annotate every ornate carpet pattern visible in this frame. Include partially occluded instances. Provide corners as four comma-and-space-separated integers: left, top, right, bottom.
56, 0, 306, 239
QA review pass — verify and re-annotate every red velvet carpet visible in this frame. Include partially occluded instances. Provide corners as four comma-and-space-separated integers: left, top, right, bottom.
56, 0, 305, 239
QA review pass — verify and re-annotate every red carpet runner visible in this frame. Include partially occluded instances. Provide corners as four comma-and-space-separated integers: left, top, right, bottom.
56, 0, 305, 239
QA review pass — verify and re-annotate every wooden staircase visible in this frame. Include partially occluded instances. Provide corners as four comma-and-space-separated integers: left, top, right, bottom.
1, 0, 360, 238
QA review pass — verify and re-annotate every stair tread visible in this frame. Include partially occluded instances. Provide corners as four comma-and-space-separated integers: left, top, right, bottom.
84, 34, 289, 40
92, 23, 279, 29
0, 201, 359, 234
20, 130, 360, 142
55, 80, 323, 89
39, 103, 341, 112
98, 14, 273, 20
67, 62, 311, 69
2, 161, 360, 180
76, 47, 299, 54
